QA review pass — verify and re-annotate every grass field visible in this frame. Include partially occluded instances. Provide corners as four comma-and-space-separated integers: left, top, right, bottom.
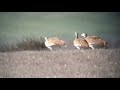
0, 37, 120, 78
0, 49, 120, 78
0, 12, 120, 78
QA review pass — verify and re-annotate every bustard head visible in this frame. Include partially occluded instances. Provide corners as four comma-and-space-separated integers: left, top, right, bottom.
45, 37, 48, 41
81, 33, 87, 38
75, 32, 78, 39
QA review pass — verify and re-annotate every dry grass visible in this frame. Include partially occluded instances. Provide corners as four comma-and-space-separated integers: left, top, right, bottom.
0, 49, 120, 78
0, 37, 47, 52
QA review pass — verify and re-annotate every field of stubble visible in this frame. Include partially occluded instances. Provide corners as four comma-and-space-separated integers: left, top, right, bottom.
0, 49, 120, 78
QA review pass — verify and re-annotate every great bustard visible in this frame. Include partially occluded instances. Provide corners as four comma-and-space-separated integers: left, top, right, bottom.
81, 33, 107, 49
45, 37, 67, 51
73, 32, 89, 50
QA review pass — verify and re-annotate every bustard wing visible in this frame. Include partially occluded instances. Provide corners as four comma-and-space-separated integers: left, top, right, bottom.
73, 38, 89, 47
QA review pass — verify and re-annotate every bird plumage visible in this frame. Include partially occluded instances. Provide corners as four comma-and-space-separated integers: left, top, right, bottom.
81, 33, 108, 49
45, 37, 66, 51
73, 32, 89, 50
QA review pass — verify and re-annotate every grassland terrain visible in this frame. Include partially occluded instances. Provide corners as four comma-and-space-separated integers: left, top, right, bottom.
0, 12, 120, 78
0, 49, 120, 78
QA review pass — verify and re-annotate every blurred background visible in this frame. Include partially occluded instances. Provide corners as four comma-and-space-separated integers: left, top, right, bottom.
0, 12, 120, 49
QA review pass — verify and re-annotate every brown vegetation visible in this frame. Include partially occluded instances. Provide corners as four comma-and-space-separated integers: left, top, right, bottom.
0, 37, 47, 52
0, 49, 120, 78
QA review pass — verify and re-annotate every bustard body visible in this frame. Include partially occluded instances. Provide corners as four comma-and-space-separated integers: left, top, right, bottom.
45, 37, 66, 51
81, 33, 107, 49
73, 32, 89, 50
